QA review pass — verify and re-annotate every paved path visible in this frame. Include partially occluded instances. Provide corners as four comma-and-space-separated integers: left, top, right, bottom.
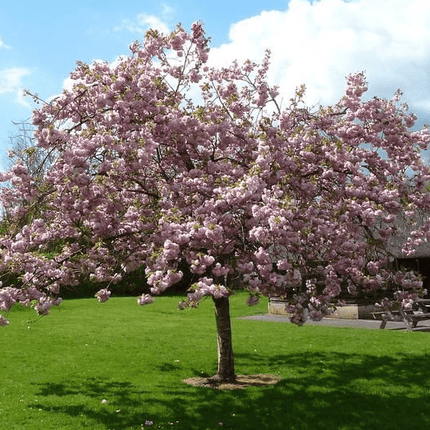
238, 314, 430, 331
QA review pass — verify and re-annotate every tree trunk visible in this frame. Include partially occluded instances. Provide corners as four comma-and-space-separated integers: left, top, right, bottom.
212, 296, 236, 383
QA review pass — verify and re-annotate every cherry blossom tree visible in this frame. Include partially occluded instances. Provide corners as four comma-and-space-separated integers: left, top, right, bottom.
1, 23, 430, 382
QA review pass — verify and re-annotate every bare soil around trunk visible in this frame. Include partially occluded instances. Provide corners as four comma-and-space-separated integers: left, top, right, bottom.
182, 374, 283, 390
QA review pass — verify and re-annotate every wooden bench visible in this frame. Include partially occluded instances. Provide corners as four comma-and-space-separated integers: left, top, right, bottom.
372, 299, 430, 331
400, 299, 430, 331
372, 310, 404, 329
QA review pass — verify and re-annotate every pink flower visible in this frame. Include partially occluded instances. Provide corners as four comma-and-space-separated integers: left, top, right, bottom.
137, 294, 155, 306
0, 288, 16, 312
163, 239, 180, 260
95, 289, 111, 303
246, 295, 260, 306
34, 297, 53, 316
0, 315, 9, 326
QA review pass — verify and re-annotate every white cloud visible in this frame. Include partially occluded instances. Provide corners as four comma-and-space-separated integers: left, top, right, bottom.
114, 7, 172, 36
0, 67, 31, 107
209, 0, 430, 119
59, 76, 75, 95
0, 36, 11, 50
136, 14, 170, 34
161, 4, 174, 18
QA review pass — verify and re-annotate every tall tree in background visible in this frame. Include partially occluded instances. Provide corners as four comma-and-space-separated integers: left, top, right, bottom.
6, 119, 56, 178
2, 118, 57, 225
1, 24, 430, 382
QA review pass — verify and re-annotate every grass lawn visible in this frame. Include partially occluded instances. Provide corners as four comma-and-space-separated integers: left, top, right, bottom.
1, 291, 430, 430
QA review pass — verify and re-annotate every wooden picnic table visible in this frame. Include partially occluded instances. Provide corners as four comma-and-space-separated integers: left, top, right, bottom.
373, 299, 430, 331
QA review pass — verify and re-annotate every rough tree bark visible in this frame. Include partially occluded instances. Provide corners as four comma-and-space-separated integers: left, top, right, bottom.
212, 296, 236, 382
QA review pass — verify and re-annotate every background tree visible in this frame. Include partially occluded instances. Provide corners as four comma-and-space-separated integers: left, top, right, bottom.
2, 117, 57, 231
5, 113, 57, 179
1, 23, 430, 383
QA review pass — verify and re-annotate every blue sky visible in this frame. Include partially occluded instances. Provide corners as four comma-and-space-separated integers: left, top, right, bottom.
1, 0, 430, 168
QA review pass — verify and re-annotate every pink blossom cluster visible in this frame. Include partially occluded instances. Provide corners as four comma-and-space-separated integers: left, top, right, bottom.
146, 270, 183, 295
137, 294, 155, 306
0, 315, 9, 326
95, 289, 111, 303
34, 296, 62, 316
187, 278, 230, 303
0, 286, 17, 312
0, 283, 62, 322
246, 295, 260, 306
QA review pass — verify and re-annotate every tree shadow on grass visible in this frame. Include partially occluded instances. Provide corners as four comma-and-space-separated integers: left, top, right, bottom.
33, 377, 152, 429
33, 352, 430, 430
239, 351, 430, 430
